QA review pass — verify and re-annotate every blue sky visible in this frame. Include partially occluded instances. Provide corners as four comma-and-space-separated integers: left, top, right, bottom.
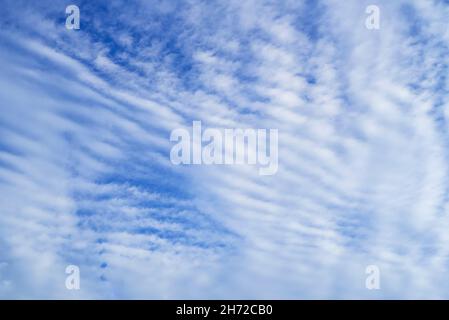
0, 0, 449, 299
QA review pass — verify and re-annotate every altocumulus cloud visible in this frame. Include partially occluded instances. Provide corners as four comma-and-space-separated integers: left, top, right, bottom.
0, 0, 449, 299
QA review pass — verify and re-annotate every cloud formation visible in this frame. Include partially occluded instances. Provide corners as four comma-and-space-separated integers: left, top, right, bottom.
0, 0, 449, 298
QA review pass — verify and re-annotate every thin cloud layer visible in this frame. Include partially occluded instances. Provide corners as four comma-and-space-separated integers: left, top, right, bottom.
0, 0, 448, 298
